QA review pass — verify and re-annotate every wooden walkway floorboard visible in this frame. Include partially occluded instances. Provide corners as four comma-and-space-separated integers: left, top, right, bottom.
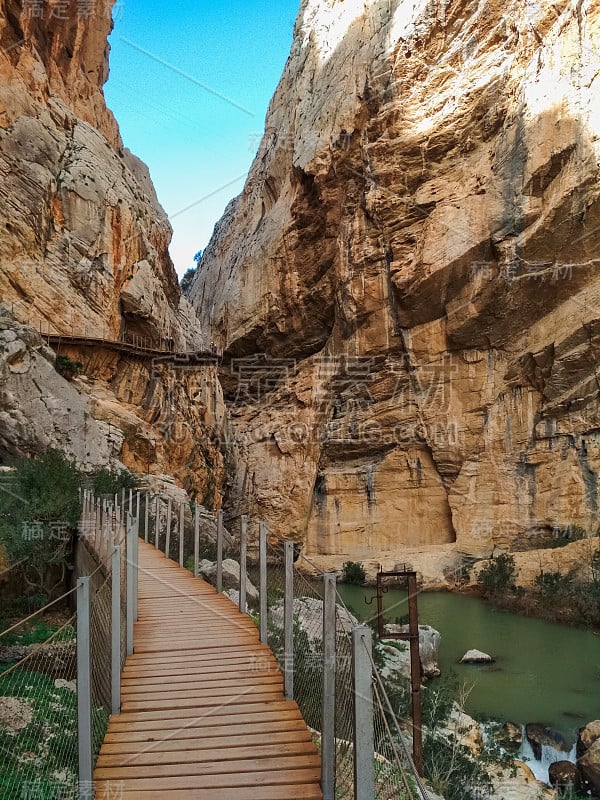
94, 541, 323, 800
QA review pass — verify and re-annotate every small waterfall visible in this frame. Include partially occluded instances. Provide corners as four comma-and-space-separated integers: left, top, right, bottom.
519, 725, 577, 784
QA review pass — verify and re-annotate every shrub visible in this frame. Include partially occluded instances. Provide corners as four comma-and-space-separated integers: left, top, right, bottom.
422, 678, 499, 800
534, 570, 574, 596
0, 450, 81, 599
478, 553, 517, 595
91, 467, 138, 497
54, 354, 83, 380
341, 560, 366, 584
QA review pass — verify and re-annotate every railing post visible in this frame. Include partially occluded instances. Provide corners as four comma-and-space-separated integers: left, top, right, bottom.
144, 492, 149, 543
126, 514, 134, 656
352, 625, 375, 800
194, 504, 200, 578
259, 521, 268, 644
216, 509, 224, 593
94, 501, 100, 550
179, 501, 185, 567
239, 515, 247, 614
322, 573, 337, 800
284, 541, 294, 701
165, 497, 172, 559
133, 513, 139, 623
76, 576, 93, 796
154, 495, 160, 549
136, 490, 140, 523
111, 545, 121, 714
407, 571, 424, 775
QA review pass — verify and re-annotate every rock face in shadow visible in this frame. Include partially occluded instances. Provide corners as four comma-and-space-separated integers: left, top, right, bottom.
0, 2, 227, 501
189, 0, 600, 565
525, 723, 572, 761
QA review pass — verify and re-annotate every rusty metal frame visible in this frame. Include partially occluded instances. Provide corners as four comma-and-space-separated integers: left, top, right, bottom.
365, 565, 423, 776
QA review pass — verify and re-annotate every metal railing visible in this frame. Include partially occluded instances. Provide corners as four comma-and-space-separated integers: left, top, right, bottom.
0, 490, 139, 800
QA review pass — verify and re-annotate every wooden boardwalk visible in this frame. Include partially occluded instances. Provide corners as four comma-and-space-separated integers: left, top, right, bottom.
44, 332, 221, 365
94, 541, 323, 800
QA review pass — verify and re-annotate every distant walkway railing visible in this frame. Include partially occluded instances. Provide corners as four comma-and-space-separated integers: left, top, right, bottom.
39, 328, 223, 364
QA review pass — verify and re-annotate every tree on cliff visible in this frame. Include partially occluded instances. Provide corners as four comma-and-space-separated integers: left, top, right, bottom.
180, 250, 203, 294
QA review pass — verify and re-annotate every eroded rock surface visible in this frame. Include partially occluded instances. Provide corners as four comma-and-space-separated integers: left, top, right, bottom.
190, 0, 600, 565
0, 1, 226, 501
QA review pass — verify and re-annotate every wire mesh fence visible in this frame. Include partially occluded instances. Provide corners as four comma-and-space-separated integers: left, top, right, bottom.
89, 572, 112, 762
333, 605, 356, 799
0, 489, 139, 799
0, 592, 78, 799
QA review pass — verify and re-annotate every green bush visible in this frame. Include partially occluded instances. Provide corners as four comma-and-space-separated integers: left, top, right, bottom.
534, 570, 574, 596
54, 354, 83, 380
0, 449, 81, 600
478, 553, 517, 595
91, 466, 138, 497
341, 560, 366, 584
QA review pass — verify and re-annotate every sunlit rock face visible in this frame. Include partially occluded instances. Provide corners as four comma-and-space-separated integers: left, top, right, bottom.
190, 0, 600, 562
0, 1, 226, 501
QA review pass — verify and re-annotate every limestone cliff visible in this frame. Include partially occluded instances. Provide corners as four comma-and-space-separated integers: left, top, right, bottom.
0, 0, 226, 502
190, 0, 600, 564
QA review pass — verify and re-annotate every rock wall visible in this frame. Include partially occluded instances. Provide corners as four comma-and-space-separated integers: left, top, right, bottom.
190, 0, 600, 561
0, 1, 227, 502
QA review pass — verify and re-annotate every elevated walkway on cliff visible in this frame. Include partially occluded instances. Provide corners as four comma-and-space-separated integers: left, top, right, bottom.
42, 331, 222, 367
93, 541, 323, 800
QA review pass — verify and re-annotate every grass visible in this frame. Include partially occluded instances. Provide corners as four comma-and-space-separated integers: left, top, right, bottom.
1, 620, 63, 648
0, 667, 78, 797
0, 622, 108, 798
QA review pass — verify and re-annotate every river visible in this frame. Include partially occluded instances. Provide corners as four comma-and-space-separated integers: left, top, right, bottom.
335, 584, 600, 739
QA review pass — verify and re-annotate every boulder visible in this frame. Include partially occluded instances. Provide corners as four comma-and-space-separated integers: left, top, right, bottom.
525, 723, 572, 761
577, 720, 600, 758
269, 596, 358, 641
493, 721, 523, 755
579, 739, 600, 797
490, 762, 556, 800
548, 761, 579, 793
382, 624, 441, 678
199, 559, 259, 605
460, 649, 495, 664
446, 705, 483, 755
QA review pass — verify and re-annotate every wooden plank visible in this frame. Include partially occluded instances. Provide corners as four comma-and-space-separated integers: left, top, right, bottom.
121, 663, 279, 679
100, 728, 312, 753
94, 759, 321, 782
102, 717, 308, 743
120, 674, 283, 692
95, 783, 323, 800
96, 740, 317, 768
121, 690, 285, 713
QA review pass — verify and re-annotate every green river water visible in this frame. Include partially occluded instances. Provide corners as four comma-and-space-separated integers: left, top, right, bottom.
335, 585, 600, 738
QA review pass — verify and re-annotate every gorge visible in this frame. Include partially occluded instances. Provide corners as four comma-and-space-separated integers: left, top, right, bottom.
1, 1, 600, 795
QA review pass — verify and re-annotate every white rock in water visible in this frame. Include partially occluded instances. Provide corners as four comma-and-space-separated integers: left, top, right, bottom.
460, 649, 495, 664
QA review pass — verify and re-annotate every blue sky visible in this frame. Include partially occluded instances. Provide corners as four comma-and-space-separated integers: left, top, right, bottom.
104, 1, 299, 277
